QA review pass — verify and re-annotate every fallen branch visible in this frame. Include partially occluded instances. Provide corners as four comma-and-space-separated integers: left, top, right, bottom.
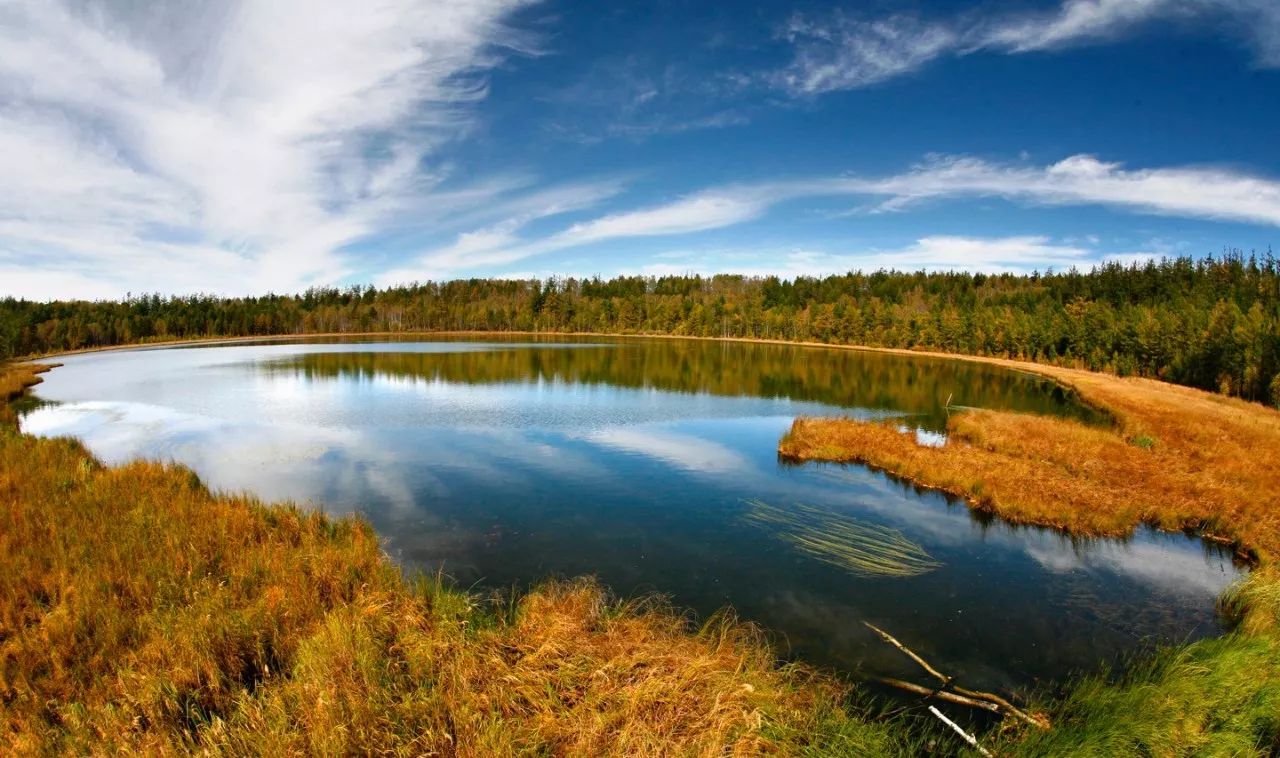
929, 705, 994, 757
864, 621, 950, 682
864, 621, 1049, 729
873, 677, 998, 713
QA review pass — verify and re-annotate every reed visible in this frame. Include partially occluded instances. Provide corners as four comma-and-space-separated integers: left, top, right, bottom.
744, 499, 940, 578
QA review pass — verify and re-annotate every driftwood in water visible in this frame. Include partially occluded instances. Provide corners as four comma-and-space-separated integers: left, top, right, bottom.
874, 676, 999, 713
864, 621, 1049, 729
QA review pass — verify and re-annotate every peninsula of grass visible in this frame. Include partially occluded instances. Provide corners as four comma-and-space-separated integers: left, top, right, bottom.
781, 357, 1280, 754
0, 363, 916, 756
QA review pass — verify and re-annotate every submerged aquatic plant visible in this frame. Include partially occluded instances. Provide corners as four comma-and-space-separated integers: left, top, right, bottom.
744, 499, 940, 578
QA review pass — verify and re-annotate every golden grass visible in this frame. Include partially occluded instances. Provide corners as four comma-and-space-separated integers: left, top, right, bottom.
780, 363, 1280, 563
780, 360, 1280, 755
0, 363, 911, 756
0, 362, 55, 426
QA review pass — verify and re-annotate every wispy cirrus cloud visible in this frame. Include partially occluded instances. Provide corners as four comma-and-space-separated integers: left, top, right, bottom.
375, 178, 628, 284
776, 0, 1280, 95
537, 42, 758, 144
379, 153, 1280, 282
442, 235, 1156, 282
777, 14, 960, 93
0, 0, 538, 300
847, 154, 1280, 226
637, 236, 1102, 278
377, 187, 772, 284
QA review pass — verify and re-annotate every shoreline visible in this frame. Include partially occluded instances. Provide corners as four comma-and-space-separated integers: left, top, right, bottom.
23, 328, 1083, 371
25, 327, 1119, 405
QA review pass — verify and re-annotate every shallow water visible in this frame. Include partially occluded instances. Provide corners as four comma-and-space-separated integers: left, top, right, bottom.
21, 337, 1243, 691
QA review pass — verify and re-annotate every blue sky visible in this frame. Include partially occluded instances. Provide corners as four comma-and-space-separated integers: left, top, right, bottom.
1, 0, 1278, 299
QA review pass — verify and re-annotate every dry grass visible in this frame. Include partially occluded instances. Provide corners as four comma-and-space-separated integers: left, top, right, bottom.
0, 363, 910, 756
780, 362, 1280, 562
780, 359, 1280, 755
0, 362, 56, 426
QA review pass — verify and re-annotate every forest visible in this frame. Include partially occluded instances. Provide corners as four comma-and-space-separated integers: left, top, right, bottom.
3, 250, 1279, 406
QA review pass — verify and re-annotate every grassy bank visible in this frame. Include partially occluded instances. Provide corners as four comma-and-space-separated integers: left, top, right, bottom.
780, 360, 1280, 557
0, 362, 55, 427
0, 363, 915, 756
781, 360, 1280, 754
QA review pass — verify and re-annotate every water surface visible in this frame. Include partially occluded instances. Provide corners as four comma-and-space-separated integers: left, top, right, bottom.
22, 337, 1241, 691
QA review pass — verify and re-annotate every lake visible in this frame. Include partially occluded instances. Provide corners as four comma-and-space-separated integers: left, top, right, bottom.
20, 336, 1243, 692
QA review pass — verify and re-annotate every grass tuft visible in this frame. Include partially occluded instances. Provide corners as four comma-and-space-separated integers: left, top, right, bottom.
1129, 434, 1156, 450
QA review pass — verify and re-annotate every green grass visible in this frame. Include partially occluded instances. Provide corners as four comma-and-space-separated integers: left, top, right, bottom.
1130, 434, 1157, 450
997, 572, 1280, 756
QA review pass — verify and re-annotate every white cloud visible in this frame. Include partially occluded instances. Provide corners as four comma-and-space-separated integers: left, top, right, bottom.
778, 14, 959, 92
0, 0, 536, 300
778, 0, 1280, 95
375, 178, 626, 284
1023, 537, 1236, 598
979, 0, 1188, 52
7, 1, 1272, 298
636, 236, 1096, 278
851, 154, 1280, 226
380, 188, 771, 284
556, 190, 769, 243
421, 235, 1145, 283
1101, 251, 1166, 267
539, 53, 755, 145
379, 153, 1280, 280
803, 235, 1094, 274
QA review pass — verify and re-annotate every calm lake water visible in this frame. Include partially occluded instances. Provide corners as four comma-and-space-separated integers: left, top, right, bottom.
21, 337, 1243, 692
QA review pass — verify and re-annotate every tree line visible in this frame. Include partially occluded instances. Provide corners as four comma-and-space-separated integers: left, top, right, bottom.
3, 251, 1279, 406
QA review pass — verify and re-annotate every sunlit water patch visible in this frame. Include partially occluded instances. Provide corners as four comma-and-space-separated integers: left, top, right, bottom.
21, 337, 1242, 691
